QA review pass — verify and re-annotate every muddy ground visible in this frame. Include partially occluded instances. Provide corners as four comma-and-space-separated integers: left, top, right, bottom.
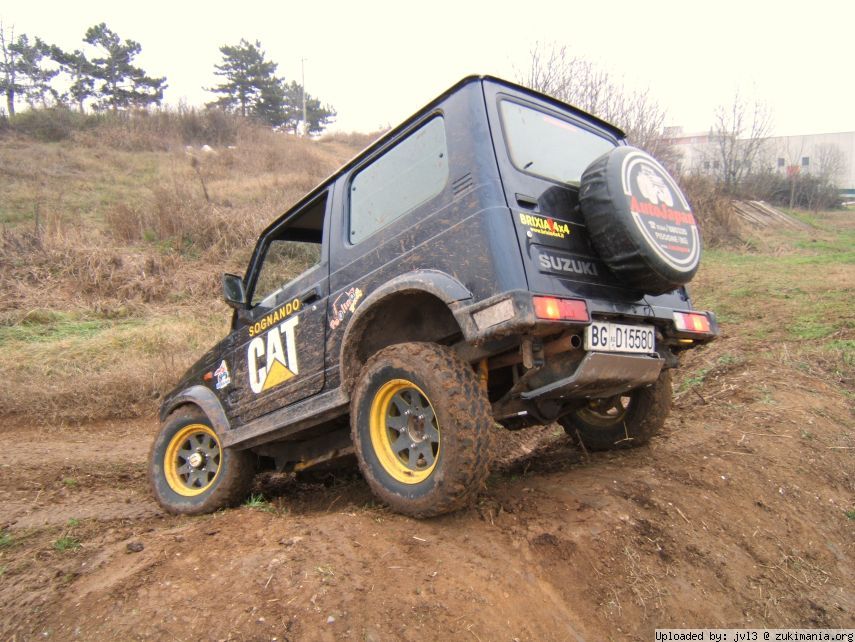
1, 333, 853, 641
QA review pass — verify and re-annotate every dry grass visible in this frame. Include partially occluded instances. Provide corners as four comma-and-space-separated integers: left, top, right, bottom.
0, 312, 226, 423
0, 115, 364, 425
2, 111, 851, 426
679, 174, 744, 246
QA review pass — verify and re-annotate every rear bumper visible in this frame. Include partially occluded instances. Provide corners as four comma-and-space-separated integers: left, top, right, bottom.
521, 352, 663, 400
453, 289, 719, 347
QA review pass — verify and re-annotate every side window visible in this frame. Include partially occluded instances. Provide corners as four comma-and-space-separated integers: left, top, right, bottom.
349, 116, 448, 244
251, 193, 326, 308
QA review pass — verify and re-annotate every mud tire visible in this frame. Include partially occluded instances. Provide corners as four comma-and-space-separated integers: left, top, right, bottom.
559, 369, 672, 451
350, 342, 494, 518
149, 407, 256, 515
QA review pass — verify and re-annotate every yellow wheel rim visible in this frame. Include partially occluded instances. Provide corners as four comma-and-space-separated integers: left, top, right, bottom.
163, 424, 222, 496
369, 379, 440, 485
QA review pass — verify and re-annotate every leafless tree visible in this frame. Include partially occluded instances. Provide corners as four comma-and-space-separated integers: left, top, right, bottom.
708, 91, 771, 193
814, 143, 845, 184
517, 42, 672, 160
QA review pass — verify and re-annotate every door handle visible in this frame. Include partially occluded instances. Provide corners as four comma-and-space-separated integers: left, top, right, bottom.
298, 285, 323, 305
515, 193, 539, 210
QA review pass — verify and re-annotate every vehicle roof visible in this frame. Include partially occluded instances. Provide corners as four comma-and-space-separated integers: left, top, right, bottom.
260, 75, 626, 237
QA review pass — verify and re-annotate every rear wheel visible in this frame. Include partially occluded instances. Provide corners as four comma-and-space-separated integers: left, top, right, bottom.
559, 370, 672, 451
350, 342, 494, 517
149, 408, 256, 515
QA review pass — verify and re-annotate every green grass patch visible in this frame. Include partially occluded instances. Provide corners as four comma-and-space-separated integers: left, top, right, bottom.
0, 316, 112, 346
705, 249, 854, 269
243, 494, 275, 513
782, 209, 823, 228
679, 367, 712, 392
826, 340, 855, 363
846, 509, 855, 520
53, 536, 81, 552
789, 318, 836, 340
0, 531, 13, 548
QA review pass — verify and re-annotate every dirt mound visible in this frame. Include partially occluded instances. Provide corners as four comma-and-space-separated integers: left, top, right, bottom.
2, 345, 852, 641
1, 204, 852, 638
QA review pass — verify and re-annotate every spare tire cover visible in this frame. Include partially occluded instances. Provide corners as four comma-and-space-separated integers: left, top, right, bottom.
579, 146, 701, 295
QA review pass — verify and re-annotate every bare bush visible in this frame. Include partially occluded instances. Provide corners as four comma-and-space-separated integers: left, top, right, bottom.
0, 224, 219, 314
320, 129, 387, 150
5, 104, 265, 150
73, 107, 251, 151
705, 92, 772, 194
518, 42, 673, 160
679, 174, 742, 247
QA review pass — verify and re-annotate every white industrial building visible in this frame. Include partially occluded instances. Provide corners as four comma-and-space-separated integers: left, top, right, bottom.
666, 129, 855, 197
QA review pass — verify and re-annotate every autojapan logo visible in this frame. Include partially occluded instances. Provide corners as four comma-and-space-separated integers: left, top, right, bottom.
621, 152, 700, 272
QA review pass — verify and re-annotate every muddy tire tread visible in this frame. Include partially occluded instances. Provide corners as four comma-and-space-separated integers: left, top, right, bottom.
561, 369, 672, 451
350, 342, 494, 518
148, 406, 256, 516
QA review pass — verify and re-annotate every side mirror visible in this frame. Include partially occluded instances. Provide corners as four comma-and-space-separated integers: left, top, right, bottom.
222, 273, 247, 309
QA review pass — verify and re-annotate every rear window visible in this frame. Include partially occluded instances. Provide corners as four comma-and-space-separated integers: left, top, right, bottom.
349, 116, 449, 244
500, 101, 615, 186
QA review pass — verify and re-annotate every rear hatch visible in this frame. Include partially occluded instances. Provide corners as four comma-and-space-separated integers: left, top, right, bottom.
482, 79, 647, 305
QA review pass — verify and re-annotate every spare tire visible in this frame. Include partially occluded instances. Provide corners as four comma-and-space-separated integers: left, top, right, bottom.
579, 146, 701, 295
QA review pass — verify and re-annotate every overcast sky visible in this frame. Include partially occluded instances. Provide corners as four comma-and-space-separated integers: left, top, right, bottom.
3, 0, 852, 136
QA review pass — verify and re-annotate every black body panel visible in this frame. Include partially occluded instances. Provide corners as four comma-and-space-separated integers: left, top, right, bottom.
159, 76, 717, 453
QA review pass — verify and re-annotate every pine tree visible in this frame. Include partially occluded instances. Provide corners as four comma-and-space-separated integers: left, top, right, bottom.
207, 40, 335, 134
83, 23, 166, 111
254, 77, 294, 128
207, 39, 277, 117
279, 81, 336, 134
50, 47, 94, 113
1, 26, 58, 114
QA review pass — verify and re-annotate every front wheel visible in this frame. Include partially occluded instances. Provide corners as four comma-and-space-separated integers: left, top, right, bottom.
559, 369, 672, 451
149, 408, 256, 515
350, 342, 494, 518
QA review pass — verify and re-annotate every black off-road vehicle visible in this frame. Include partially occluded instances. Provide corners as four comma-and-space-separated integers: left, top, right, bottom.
149, 76, 718, 517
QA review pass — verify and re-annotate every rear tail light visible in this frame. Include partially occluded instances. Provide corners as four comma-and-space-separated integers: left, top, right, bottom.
673, 311, 711, 333
533, 296, 589, 322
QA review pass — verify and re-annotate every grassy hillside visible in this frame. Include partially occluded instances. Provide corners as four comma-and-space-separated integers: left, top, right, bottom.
0, 117, 372, 423
1, 117, 851, 425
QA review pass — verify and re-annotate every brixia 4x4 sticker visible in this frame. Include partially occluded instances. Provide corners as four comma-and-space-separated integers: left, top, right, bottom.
329, 287, 364, 330
518, 213, 570, 240
620, 152, 700, 272
247, 301, 301, 394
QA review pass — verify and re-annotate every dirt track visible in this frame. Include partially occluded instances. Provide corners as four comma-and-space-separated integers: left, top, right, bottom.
2, 335, 853, 641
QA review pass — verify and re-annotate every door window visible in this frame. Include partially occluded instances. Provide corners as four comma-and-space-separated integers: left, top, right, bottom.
250, 193, 326, 308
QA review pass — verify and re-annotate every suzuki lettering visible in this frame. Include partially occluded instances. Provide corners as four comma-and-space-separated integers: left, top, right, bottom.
247, 316, 300, 394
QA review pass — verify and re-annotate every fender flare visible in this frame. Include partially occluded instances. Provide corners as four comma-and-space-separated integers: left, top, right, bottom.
159, 385, 231, 437
339, 270, 472, 389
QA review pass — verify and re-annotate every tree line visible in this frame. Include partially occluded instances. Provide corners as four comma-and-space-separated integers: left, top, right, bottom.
0, 23, 335, 134
519, 42, 843, 210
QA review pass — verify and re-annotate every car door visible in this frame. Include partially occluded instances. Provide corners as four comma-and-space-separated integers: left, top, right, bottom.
229, 191, 330, 423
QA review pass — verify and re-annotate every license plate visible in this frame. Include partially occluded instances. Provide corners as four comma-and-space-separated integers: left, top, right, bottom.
584, 321, 655, 354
